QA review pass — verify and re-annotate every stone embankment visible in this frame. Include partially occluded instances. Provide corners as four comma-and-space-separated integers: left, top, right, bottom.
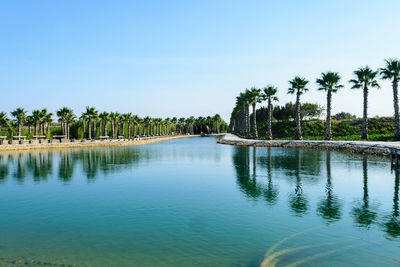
218, 134, 400, 157
0, 135, 195, 152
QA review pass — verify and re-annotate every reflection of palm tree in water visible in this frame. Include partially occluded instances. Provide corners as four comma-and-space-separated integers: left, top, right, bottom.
317, 151, 342, 223
59, 151, 75, 182
27, 152, 53, 181
351, 156, 377, 228
13, 153, 26, 181
383, 171, 400, 239
264, 148, 278, 204
0, 155, 9, 182
289, 150, 308, 215
233, 146, 262, 199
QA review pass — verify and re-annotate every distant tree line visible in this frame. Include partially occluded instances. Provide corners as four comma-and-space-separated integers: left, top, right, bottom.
0, 107, 227, 140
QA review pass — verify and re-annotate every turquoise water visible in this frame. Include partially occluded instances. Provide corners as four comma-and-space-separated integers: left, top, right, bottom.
0, 137, 399, 266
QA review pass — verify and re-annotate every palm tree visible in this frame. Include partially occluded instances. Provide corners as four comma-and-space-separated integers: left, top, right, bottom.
248, 87, 263, 138
31, 110, 42, 138
262, 85, 279, 140
349, 66, 380, 140
25, 115, 34, 136
109, 112, 118, 138
57, 107, 74, 137
288, 76, 309, 140
11, 108, 27, 137
178, 118, 185, 134
131, 115, 139, 137
64, 110, 75, 139
136, 117, 143, 137
0, 112, 9, 138
171, 117, 177, 135
316, 72, 344, 140
40, 109, 53, 136
380, 59, 400, 140
143, 117, 151, 136
213, 114, 221, 134
82, 107, 97, 139
99, 112, 110, 137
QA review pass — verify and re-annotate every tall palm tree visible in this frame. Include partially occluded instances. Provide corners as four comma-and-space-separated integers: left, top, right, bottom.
288, 76, 309, 140
25, 115, 34, 136
39, 109, 53, 136
126, 113, 133, 139
213, 114, 221, 134
349, 66, 380, 140
262, 85, 279, 140
57, 107, 74, 137
248, 87, 263, 138
99, 112, 110, 137
380, 59, 400, 140
82, 106, 97, 139
11, 108, 27, 137
64, 110, 75, 139
171, 117, 177, 135
109, 112, 118, 138
131, 115, 139, 137
178, 117, 185, 134
31, 110, 42, 138
316, 72, 344, 140
0, 112, 9, 137
143, 117, 151, 136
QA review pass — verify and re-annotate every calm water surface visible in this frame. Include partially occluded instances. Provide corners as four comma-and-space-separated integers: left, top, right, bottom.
0, 137, 399, 266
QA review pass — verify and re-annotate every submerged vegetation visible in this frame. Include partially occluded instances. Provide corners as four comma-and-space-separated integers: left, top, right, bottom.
230, 58, 400, 141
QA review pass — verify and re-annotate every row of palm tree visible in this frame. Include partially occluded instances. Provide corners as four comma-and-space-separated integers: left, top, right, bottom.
0, 106, 225, 140
230, 58, 400, 140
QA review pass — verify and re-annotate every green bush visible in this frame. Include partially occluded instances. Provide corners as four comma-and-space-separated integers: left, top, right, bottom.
255, 117, 395, 140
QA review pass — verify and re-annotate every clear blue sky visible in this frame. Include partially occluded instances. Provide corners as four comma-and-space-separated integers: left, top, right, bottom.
1, 0, 399, 122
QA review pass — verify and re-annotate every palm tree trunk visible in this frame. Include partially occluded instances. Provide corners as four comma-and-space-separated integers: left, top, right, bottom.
104, 121, 108, 136
111, 121, 115, 138
393, 78, 400, 140
128, 122, 131, 139
88, 119, 92, 139
67, 122, 70, 139
295, 91, 302, 140
266, 98, 273, 140
18, 122, 22, 137
245, 104, 250, 137
325, 90, 332, 140
93, 121, 96, 139
82, 119, 86, 139
361, 85, 368, 140
35, 123, 38, 138
252, 103, 258, 138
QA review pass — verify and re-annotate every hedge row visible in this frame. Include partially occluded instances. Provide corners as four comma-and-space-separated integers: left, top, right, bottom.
255, 117, 394, 138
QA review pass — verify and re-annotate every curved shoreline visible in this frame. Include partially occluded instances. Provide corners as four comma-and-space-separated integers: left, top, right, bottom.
217, 134, 400, 157
0, 135, 196, 152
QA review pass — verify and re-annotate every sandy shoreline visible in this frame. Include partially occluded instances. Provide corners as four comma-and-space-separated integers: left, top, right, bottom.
217, 133, 400, 157
0, 135, 196, 152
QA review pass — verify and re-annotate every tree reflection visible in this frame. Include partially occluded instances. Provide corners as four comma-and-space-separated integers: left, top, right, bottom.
59, 151, 75, 182
264, 148, 278, 205
13, 153, 27, 181
382, 171, 400, 239
288, 150, 309, 216
317, 151, 342, 223
26, 152, 53, 182
0, 155, 8, 183
351, 156, 378, 228
233, 146, 262, 199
